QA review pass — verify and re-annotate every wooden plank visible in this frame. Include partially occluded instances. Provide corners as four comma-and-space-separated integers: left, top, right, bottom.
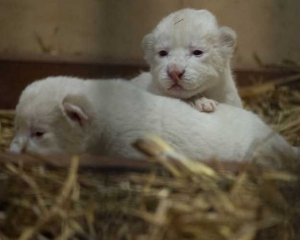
0, 153, 263, 173
0, 153, 153, 171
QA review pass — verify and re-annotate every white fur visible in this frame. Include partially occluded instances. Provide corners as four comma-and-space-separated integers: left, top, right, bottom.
9, 76, 299, 169
131, 8, 242, 111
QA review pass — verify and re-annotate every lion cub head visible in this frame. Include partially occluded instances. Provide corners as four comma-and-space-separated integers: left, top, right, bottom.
142, 8, 237, 99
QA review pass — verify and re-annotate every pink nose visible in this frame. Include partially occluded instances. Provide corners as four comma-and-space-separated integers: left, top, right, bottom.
167, 70, 185, 82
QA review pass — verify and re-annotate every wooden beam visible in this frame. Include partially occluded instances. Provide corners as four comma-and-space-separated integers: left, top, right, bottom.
0, 153, 261, 173
0, 153, 153, 171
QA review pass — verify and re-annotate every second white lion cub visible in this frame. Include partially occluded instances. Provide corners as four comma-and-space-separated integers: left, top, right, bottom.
131, 8, 242, 112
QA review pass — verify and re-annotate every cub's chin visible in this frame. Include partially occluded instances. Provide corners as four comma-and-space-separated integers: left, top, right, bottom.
159, 84, 201, 99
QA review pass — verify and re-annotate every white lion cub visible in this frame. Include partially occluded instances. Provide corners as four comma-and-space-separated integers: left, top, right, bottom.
9, 76, 299, 170
131, 8, 242, 112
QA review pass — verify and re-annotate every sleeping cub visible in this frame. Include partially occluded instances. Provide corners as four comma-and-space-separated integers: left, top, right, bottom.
131, 8, 242, 112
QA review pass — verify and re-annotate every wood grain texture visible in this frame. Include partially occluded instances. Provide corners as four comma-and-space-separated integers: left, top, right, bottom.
0, 152, 265, 174
0, 0, 299, 68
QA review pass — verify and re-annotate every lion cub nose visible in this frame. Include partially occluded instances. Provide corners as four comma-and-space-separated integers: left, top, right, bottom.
9, 138, 25, 154
167, 70, 185, 82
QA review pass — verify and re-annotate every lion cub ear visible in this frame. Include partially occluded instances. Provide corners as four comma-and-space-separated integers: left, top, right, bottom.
218, 26, 237, 50
142, 33, 155, 64
142, 33, 154, 51
61, 94, 92, 128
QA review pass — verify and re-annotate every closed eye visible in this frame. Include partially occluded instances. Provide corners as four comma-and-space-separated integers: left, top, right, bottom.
32, 131, 45, 138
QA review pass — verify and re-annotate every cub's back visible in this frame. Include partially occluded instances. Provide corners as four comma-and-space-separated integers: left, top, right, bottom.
84, 79, 270, 160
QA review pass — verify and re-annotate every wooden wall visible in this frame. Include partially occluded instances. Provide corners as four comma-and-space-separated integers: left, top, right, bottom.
0, 0, 299, 69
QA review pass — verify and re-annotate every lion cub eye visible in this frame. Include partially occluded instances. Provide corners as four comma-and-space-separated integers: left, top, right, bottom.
158, 50, 168, 57
32, 131, 45, 138
192, 50, 203, 56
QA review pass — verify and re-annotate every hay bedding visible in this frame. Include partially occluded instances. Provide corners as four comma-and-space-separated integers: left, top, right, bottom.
0, 78, 300, 240
242, 77, 300, 146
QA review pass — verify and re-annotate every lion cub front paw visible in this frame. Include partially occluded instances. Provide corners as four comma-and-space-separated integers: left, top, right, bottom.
189, 97, 218, 112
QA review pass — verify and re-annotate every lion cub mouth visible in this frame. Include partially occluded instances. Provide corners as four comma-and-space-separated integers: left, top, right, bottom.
168, 83, 184, 91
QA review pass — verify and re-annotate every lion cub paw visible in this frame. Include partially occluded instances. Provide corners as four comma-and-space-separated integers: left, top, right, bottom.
189, 97, 218, 112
